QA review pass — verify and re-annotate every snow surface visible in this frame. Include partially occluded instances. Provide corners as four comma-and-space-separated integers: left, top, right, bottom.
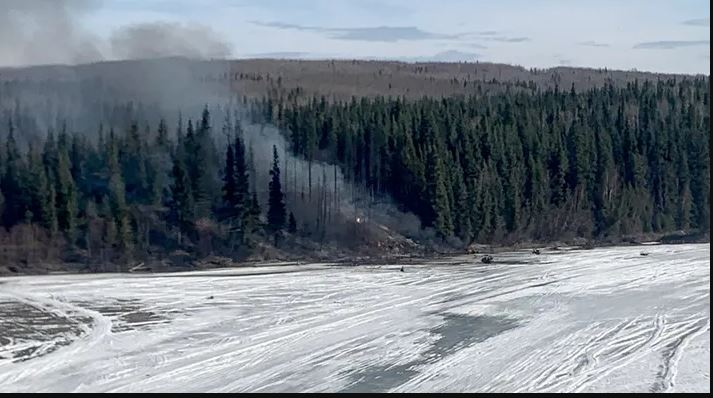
0, 244, 709, 392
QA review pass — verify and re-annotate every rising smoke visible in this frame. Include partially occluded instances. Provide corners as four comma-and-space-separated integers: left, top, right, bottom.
111, 22, 231, 61
242, 123, 424, 244
0, 0, 233, 67
0, 1, 234, 135
0, 0, 103, 67
0, 1, 427, 250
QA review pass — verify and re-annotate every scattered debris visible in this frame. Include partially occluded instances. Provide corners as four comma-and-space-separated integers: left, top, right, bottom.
466, 243, 489, 254
581, 241, 595, 250
129, 262, 150, 273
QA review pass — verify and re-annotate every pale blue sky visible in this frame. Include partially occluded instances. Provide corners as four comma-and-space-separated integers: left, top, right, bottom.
40, 0, 713, 74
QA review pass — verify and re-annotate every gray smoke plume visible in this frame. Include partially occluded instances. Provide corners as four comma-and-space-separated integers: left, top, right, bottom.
0, 1, 422, 251
110, 22, 232, 61
0, 0, 103, 67
242, 123, 424, 244
0, 1, 233, 67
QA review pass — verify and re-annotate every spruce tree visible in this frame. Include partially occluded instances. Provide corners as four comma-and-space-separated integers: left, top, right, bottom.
1, 120, 27, 227
234, 134, 251, 242
675, 147, 692, 230
234, 135, 250, 212
25, 146, 55, 231
121, 122, 149, 203
222, 143, 237, 216
288, 212, 297, 234
267, 145, 286, 238
246, 191, 262, 236
425, 144, 453, 238
107, 138, 131, 250
156, 118, 169, 149
55, 141, 77, 236
170, 154, 194, 243
192, 107, 220, 218
453, 179, 472, 243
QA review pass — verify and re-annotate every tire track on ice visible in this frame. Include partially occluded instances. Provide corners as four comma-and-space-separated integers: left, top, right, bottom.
650, 318, 710, 392
0, 292, 114, 391
105, 273, 488, 392
512, 316, 649, 392
570, 314, 707, 393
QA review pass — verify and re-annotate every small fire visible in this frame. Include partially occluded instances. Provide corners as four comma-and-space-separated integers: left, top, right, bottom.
356, 217, 362, 224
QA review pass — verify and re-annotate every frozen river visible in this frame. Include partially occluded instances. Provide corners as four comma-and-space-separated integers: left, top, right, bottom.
0, 244, 709, 392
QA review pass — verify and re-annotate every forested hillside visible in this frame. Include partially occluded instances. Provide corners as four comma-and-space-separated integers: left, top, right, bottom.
272, 78, 710, 243
0, 58, 709, 273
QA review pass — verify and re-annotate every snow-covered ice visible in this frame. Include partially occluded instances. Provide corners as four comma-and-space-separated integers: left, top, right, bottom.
0, 244, 709, 392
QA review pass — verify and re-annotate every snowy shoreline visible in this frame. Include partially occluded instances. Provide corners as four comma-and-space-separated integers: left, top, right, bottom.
1, 232, 708, 278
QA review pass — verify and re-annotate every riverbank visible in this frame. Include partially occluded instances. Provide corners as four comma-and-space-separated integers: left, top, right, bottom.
0, 230, 708, 277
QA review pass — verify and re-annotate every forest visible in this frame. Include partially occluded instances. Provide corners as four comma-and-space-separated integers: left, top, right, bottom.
271, 78, 710, 244
0, 69, 709, 272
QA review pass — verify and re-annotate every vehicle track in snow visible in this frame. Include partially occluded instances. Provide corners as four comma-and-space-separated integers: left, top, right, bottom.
0, 243, 708, 393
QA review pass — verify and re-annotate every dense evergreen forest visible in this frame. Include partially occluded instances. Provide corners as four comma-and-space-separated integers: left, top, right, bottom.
0, 72, 709, 272
0, 105, 293, 270
272, 78, 710, 242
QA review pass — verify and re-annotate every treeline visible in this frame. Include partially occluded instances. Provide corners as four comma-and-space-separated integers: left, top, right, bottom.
273, 78, 710, 243
0, 76, 709, 270
0, 108, 292, 270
